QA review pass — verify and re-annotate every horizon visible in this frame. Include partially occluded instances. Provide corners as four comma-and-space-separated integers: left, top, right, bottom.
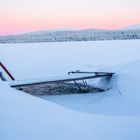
0, 23, 140, 37
0, 0, 140, 35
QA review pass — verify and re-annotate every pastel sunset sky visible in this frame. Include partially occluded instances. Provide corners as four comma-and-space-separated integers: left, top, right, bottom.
0, 0, 140, 35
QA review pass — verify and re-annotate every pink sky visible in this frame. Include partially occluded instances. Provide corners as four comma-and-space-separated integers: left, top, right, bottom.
0, 0, 140, 35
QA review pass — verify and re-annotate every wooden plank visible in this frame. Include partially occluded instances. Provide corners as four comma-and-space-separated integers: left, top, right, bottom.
10, 74, 113, 88
68, 71, 115, 75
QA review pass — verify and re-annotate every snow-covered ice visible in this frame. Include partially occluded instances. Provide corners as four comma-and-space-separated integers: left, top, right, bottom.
0, 40, 140, 140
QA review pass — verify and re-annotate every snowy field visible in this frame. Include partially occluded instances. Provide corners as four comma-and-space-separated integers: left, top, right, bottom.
0, 40, 140, 140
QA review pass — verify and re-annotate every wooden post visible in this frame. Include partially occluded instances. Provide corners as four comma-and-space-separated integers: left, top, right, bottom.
0, 62, 15, 81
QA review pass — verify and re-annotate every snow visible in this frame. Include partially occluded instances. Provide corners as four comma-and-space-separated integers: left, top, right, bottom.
0, 40, 140, 140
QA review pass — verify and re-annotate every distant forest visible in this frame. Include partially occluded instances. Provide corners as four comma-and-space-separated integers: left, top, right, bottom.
0, 29, 140, 43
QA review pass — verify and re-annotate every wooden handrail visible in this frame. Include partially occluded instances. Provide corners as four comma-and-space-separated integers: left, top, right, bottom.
0, 62, 15, 81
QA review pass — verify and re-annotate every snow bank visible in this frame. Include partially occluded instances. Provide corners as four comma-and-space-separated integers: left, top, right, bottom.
117, 60, 140, 106
0, 81, 97, 140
